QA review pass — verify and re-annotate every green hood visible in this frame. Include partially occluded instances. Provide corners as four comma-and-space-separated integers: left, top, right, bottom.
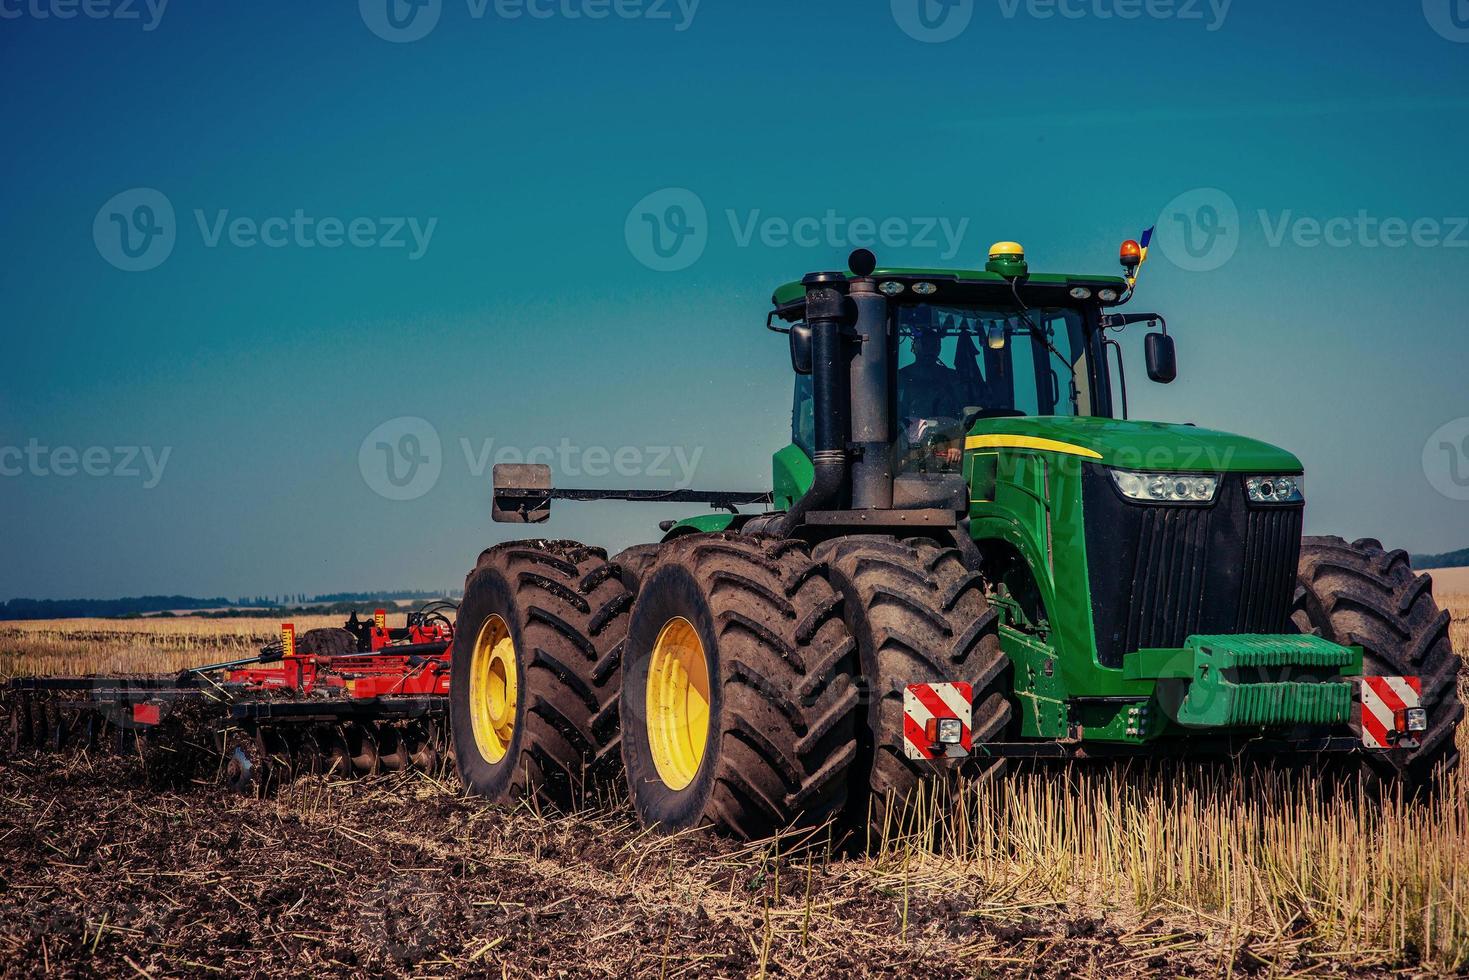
966, 416, 1302, 474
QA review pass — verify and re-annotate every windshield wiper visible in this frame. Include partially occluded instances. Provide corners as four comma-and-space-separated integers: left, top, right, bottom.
1008, 279, 1079, 407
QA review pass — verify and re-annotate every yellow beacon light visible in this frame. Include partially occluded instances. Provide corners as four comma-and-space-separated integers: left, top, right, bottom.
986, 241, 1028, 278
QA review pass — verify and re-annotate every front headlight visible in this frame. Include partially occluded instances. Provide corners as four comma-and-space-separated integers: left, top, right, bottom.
1245, 474, 1304, 504
1111, 470, 1220, 504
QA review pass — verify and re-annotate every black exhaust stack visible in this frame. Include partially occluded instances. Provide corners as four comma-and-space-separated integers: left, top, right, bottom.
847, 273, 894, 510
777, 271, 854, 536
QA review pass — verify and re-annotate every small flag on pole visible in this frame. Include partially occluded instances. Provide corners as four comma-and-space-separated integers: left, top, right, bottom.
1125, 226, 1155, 288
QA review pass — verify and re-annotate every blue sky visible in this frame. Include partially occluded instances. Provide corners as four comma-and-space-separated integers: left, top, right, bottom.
2, 0, 1467, 600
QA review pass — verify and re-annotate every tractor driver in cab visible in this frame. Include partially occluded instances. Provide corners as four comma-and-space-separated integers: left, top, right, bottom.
898, 324, 965, 421
897, 312, 976, 473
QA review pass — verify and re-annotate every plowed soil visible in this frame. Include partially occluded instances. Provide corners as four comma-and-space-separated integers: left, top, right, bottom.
0, 750, 1291, 980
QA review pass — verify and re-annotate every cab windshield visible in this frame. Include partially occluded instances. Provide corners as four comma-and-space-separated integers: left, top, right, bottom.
896, 303, 1092, 424
790, 303, 1095, 475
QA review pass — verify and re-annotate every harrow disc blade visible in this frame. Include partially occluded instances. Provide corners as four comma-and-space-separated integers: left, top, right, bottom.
344, 725, 380, 777
377, 724, 411, 772
294, 729, 326, 778
405, 721, 440, 772
7, 694, 31, 752
321, 728, 353, 778
223, 732, 272, 797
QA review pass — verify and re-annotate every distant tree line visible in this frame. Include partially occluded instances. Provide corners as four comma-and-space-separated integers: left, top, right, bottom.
1413, 548, 1469, 570
0, 596, 262, 621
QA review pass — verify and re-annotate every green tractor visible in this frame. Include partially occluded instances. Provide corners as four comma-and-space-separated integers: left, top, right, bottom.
450, 241, 1463, 841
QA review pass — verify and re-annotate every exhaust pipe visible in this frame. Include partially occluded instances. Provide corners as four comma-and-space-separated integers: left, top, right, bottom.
847, 276, 894, 510
778, 272, 852, 537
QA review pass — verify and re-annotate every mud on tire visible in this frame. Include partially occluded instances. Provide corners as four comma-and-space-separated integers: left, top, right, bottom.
1292, 536, 1463, 795
816, 535, 1012, 846
620, 534, 860, 839
450, 540, 631, 810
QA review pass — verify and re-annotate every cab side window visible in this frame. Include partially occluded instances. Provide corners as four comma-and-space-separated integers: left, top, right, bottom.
792, 374, 815, 455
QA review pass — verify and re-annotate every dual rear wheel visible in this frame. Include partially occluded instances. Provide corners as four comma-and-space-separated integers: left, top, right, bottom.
451, 532, 1005, 841
449, 541, 630, 809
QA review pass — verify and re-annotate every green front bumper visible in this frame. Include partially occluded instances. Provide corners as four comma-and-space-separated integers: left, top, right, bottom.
1124, 635, 1363, 729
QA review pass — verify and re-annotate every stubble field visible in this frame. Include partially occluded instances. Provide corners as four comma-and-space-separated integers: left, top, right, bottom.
0, 596, 1465, 978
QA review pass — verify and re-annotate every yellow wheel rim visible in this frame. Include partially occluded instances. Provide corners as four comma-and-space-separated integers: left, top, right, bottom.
469, 614, 518, 764
646, 617, 711, 792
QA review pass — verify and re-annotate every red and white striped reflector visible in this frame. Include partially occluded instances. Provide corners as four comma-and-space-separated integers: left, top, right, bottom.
1359, 676, 1422, 750
903, 682, 973, 760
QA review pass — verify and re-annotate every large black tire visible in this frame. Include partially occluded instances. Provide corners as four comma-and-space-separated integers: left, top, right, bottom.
620, 534, 860, 839
298, 628, 359, 658
450, 540, 631, 810
1292, 536, 1463, 794
815, 536, 1012, 846
610, 543, 662, 597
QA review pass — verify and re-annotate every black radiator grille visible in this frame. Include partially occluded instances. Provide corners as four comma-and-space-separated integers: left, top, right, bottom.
1236, 508, 1303, 633
1083, 465, 1304, 668
1124, 505, 1212, 654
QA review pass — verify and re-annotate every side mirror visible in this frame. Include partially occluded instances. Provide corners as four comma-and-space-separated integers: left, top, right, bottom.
789, 322, 813, 375
1145, 332, 1177, 384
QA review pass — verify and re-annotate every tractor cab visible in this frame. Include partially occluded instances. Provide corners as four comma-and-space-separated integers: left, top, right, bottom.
768, 244, 1153, 523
